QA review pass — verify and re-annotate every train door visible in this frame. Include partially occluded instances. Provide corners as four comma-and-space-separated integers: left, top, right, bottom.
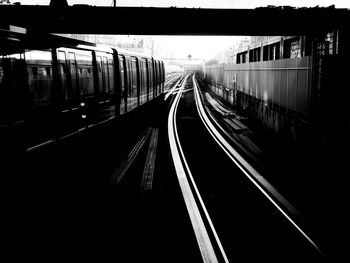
126, 57, 138, 111
58, 50, 83, 134
138, 59, 143, 105
75, 50, 94, 127
139, 59, 148, 105
68, 52, 79, 102
147, 59, 153, 100
135, 57, 141, 106
141, 59, 148, 103
96, 55, 105, 96
119, 55, 127, 114
25, 49, 56, 146
126, 58, 133, 112
103, 57, 110, 94
95, 54, 114, 122
91, 54, 102, 123
126, 58, 132, 112
57, 50, 69, 101
105, 56, 116, 118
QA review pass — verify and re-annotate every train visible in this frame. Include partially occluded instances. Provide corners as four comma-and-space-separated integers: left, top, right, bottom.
0, 28, 165, 156
203, 32, 340, 141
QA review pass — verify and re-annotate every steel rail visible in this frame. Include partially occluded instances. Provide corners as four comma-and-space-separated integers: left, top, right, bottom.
192, 75, 324, 256
168, 74, 219, 263
164, 74, 186, 101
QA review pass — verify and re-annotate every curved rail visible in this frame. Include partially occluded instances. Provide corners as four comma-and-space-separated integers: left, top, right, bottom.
168, 74, 226, 263
192, 75, 324, 256
164, 74, 186, 101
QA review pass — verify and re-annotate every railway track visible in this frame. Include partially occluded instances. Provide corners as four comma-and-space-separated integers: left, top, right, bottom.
167, 73, 325, 262
3, 72, 327, 261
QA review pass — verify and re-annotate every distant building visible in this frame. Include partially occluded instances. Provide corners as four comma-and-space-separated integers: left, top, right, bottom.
211, 36, 299, 64
57, 34, 173, 59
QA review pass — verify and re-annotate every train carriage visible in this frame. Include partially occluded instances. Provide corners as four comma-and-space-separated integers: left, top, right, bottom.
0, 29, 165, 156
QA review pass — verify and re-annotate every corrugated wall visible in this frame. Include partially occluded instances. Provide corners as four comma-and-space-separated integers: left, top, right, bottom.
220, 56, 312, 113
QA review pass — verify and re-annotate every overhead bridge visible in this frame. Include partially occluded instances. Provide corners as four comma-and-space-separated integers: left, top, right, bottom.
0, 4, 349, 35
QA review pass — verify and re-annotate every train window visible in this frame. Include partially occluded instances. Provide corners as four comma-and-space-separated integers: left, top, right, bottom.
283, 37, 300, 59
79, 68, 94, 96
249, 50, 253, 62
263, 45, 269, 61
28, 66, 53, 104
25, 50, 51, 62
263, 43, 280, 61
290, 39, 301, 58
75, 51, 94, 96
58, 50, 65, 60
237, 52, 247, 64
25, 49, 53, 105
249, 48, 261, 62
283, 40, 290, 59
269, 45, 275, 60
76, 52, 93, 66
273, 43, 280, 60
1, 50, 30, 121
97, 56, 102, 74
68, 52, 75, 60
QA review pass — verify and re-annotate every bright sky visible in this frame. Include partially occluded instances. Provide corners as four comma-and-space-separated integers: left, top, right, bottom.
14, 0, 350, 8
153, 36, 244, 60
